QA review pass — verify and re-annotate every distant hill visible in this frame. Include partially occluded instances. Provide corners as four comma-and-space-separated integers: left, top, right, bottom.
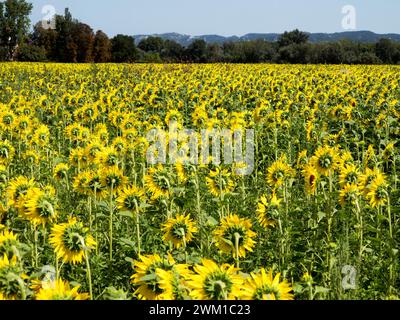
133, 31, 400, 46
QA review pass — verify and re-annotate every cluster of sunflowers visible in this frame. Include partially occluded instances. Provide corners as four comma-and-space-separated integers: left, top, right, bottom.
0, 63, 399, 300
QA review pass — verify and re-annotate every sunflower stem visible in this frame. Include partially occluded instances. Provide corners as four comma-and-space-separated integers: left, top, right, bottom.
135, 208, 141, 255
109, 183, 114, 263
234, 232, 240, 269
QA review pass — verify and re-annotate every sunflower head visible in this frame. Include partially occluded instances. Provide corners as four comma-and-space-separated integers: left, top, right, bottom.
50, 218, 96, 265
188, 259, 243, 300
162, 214, 198, 249
116, 185, 146, 212
206, 168, 235, 197
213, 214, 256, 258
242, 268, 294, 300
131, 254, 176, 300
35, 279, 89, 300
0, 254, 27, 300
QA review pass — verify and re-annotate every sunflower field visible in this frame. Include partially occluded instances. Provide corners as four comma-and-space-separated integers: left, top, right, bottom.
0, 63, 399, 300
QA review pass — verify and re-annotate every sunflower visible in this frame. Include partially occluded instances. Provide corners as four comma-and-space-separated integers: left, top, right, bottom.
131, 254, 176, 300
33, 125, 50, 147
72, 170, 92, 195
339, 164, 360, 187
310, 145, 339, 176
0, 164, 7, 184
303, 164, 319, 195
256, 194, 281, 228
144, 165, 172, 200
0, 254, 27, 300
266, 156, 294, 189
35, 279, 89, 300
339, 183, 361, 206
95, 146, 120, 167
358, 168, 385, 196
100, 165, 128, 194
116, 185, 146, 212
206, 168, 235, 197
0, 140, 15, 165
53, 163, 69, 181
156, 264, 191, 300
242, 268, 294, 300
165, 109, 183, 126
366, 176, 388, 208
84, 140, 103, 162
175, 162, 197, 184
49, 218, 96, 264
213, 214, 256, 258
296, 150, 308, 169
23, 187, 58, 225
6, 176, 36, 207
162, 214, 198, 249
187, 259, 243, 300
0, 230, 19, 259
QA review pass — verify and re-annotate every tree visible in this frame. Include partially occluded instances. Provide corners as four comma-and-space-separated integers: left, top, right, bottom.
0, 0, 32, 60
161, 39, 184, 62
186, 39, 207, 63
16, 43, 47, 61
278, 29, 309, 47
73, 22, 94, 62
93, 30, 111, 62
55, 8, 78, 62
375, 38, 398, 64
111, 34, 138, 62
31, 22, 58, 60
138, 36, 164, 53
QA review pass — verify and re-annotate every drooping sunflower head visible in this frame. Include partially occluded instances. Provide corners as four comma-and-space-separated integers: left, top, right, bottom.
53, 163, 69, 181
116, 185, 146, 212
303, 164, 319, 195
266, 156, 295, 189
256, 194, 281, 228
131, 254, 176, 300
206, 168, 235, 197
100, 165, 128, 194
358, 168, 385, 196
310, 145, 339, 176
213, 214, 256, 258
35, 279, 89, 300
339, 164, 360, 187
84, 140, 103, 162
49, 218, 96, 265
23, 187, 58, 225
95, 146, 120, 167
188, 259, 243, 300
144, 165, 173, 200
339, 183, 361, 207
162, 214, 198, 249
0, 254, 27, 300
296, 150, 308, 169
0, 230, 20, 260
367, 176, 388, 208
242, 268, 294, 300
0, 140, 15, 165
6, 176, 36, 207
156, 264, 191, 300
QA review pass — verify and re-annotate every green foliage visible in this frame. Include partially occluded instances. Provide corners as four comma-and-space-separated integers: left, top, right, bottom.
0, 0, 32, 61
111, 34, 139, 63
15, 43, 47, 62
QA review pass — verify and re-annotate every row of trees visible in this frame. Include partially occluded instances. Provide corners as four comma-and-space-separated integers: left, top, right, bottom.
1, 0, 400, 64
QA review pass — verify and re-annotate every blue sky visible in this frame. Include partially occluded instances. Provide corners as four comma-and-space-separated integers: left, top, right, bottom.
29, 0, 400, 36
